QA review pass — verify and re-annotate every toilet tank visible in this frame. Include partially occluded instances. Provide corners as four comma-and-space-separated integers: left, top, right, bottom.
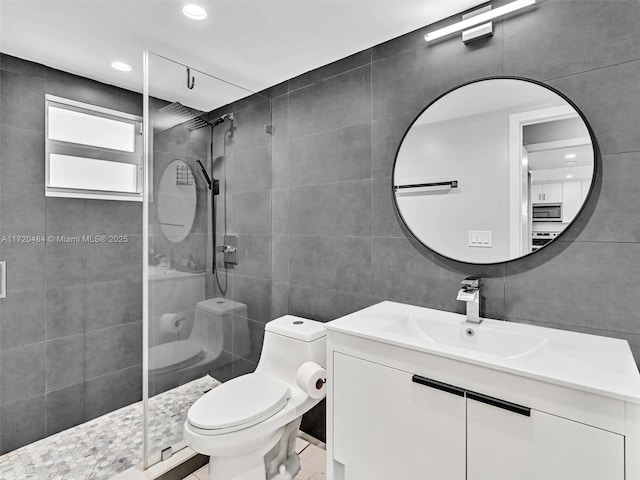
190, 298, 247, 356
256, 315, 326, 383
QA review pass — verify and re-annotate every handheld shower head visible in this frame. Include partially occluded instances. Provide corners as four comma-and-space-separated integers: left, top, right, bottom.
196, 160, 212, 190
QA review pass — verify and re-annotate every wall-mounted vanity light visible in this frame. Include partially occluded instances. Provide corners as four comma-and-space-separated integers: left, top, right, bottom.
424, 0, 537, 44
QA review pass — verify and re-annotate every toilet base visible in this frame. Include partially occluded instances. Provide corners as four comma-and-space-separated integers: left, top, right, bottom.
204, 419, 302, 480
208, 453, 266, 480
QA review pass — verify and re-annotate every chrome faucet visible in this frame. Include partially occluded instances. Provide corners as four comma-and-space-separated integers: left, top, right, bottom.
457, 276, 481, 324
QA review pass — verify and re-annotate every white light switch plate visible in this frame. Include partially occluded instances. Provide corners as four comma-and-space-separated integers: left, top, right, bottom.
468, 231, 492, 248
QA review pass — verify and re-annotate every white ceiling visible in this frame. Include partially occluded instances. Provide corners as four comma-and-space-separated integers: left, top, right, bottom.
0, 0, 483, 111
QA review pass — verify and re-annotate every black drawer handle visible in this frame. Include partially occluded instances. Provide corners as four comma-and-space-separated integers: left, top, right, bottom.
412, 375, 465, 397
467, 391, 531, 417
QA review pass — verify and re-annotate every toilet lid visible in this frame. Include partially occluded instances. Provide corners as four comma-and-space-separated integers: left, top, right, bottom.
149, 341, 204, 374
188, 373, 290, 430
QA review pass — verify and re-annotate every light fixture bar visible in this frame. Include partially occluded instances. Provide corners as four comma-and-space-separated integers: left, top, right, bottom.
425, 0, 536, 43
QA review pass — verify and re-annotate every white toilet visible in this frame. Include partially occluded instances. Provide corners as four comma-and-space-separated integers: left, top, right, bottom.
150, 298, 249, 394
184, 315, 326, 480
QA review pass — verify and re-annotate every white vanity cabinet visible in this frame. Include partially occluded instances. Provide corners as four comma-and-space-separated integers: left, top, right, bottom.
467, 396, 623, 480
333, 352, 466, 480
325, 302, 640, 480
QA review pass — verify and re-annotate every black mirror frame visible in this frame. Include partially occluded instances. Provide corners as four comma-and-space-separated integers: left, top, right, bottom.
391, 76, 600, 266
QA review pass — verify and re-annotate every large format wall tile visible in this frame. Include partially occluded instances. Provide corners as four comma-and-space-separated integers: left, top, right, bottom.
0, 288, 45, 349
563, 153, 640, 243
0, 395, 45, 454
45, 285, 85, 339
288, 284, 381, 323
271, 95, 288, 146
84, 322, 142, 379
371, 24, 502, 120
231, 275, 272, 323
0, 125, 44, 184
45, 67, 142, 116
271, 188, 288, 236
503, 0, 640, 81
371, 110, 419, 179
84, 365, 142, 421
372, 177, 404, 238
0, 342, 45, 407
372, 237, 506, 319
549, 59, 640, 155
233, 235, 272, 280
45, 334, 84, 392
84, 200, 142, 235
289, 236, 373, 295
0, 53, 45, 78
45, 383, 84, 436
272, 235, 288, 283
45, 198, 86, 237
288, 65, 371, 139
271, 281, 289, 320
45, 242, 86, 288
232, 190, 271, 235
0, 69, 45, 131
0, 242, 45, 293
289, 49, 371, 92
288, 180, 372, 237
505, 241, 640, 334
84, 280, 138, 331
288, 123, 372, 187
231, 146, 272, 194
0, 181, 45, 236
233, 100, 272, 152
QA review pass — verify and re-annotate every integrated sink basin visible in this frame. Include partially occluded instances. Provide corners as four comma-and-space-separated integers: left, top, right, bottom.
382, 316, 546, 358
325, 300, 640, 403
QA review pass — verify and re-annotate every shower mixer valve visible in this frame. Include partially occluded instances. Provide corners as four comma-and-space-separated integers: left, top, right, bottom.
217, 235, 238, 266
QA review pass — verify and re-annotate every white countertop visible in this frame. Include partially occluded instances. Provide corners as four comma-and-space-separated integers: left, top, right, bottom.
326, 301, 640, 404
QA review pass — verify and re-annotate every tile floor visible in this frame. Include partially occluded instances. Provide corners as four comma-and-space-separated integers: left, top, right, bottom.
182, 438, 326, 480
0, 376, 218, 480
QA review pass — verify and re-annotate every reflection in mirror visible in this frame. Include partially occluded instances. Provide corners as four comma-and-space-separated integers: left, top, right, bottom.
393, 78, 595, 264
157, 159, 197, 243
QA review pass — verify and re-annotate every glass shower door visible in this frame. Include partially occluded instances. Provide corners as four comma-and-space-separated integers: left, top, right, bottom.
142, 51, 273, 468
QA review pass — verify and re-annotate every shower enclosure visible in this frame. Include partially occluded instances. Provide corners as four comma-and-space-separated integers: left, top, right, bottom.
142, 51, 275, 469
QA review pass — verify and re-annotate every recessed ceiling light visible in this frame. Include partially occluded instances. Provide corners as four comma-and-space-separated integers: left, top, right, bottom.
566, 174, 574, 179
110, 61, 133, 72
183, 4, 207, 20
565, 160, 578, 167
564, 153, 577, 159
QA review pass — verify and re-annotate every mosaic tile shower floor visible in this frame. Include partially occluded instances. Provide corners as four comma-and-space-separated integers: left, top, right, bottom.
0, 376, 219, 480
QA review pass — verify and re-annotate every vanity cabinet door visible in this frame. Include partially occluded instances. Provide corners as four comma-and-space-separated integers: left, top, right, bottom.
467, 396, 624, 480
333, 353, 466, 480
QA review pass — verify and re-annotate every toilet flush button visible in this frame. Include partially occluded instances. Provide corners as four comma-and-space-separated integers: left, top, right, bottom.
293, 320, 304, 325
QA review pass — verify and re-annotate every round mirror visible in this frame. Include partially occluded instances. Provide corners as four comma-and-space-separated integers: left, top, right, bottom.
157, 159, 197, 243
393, 78, 596, 264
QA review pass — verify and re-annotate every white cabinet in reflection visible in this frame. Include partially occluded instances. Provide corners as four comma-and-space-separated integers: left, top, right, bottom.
532, 182, 562, 204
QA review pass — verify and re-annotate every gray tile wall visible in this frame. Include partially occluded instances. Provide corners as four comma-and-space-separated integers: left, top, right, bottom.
0, 54, 143, 453
207, 95, 274, 379
211, 0, 640, 442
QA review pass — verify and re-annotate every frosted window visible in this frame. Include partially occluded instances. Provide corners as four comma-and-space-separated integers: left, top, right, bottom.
48, 106, 136, 152
49, 154, 138, 193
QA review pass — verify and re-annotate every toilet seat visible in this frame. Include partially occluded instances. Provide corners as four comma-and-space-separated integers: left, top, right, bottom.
187, 373, 291, 435
149, 340, 205, 375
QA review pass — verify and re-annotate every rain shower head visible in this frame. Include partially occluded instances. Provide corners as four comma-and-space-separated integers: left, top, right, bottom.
158, 102, 209, 131
158, 102, 234, 132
